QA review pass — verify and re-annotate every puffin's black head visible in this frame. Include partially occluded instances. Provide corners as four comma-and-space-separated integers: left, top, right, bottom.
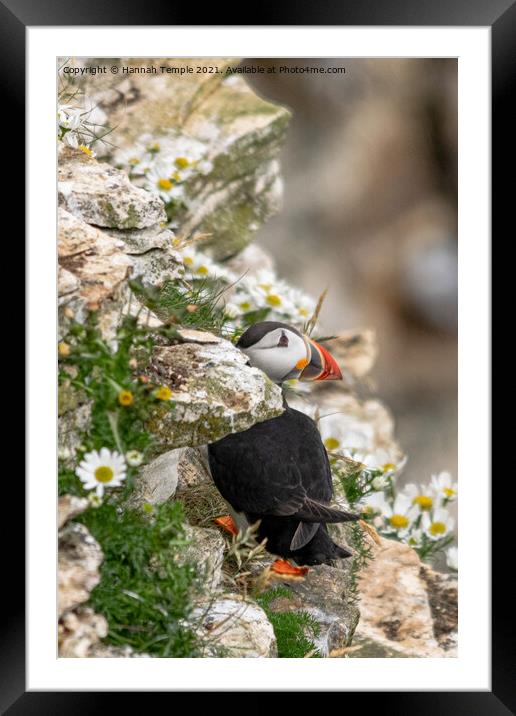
237, 321, 342, 384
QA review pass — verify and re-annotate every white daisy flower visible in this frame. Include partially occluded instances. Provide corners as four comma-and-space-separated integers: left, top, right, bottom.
362, 491, 391, 517
404, 482, 437, 512
364, 493, 418, 538
180, 248, 231, 281
422, 507, 455, 541
319, 414, 375, 454
431, 471, 458, 503
126, 450, 144, 467
372, 474, 389, 491
76, 448, 127, 497
446, 546, 458, 571
407, 528, 424, 548
145, 165, 185, 203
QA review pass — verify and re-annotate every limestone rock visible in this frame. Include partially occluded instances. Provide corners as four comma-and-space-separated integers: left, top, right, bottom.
420, 564, 458, 652
58, 522, 103, 617
270, 564, 360, 656
102, 225, 184, 288
177, 446, 213, 492
192, 595, 277, 657
58, 208, 132, 339
145, 339, 284, 449
352, 536, 457, 657
181, 524, 225, 593
58, 495, 89, 529
88, 644, 150, 658
59, 607, 108, 658
127, 448, 185, 509
93, 60, 291, 259
58, 145, 166, 229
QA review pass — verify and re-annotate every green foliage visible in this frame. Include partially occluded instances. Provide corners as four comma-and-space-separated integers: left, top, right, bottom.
58, 312, 168, 497
58, 309, 202, 656
256, 586, 321, 658
130, 277, 235, 338
331, 455, 390, 506
345, 522, 373, 606
78, 501, 200, 657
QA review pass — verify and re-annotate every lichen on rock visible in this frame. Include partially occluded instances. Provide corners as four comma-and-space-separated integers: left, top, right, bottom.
58, 145, 166, 230
145, 339, 284, 449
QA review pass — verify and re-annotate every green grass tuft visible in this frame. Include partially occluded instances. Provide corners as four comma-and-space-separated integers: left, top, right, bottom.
78, 500, 200, 657
256, 586, 321, 658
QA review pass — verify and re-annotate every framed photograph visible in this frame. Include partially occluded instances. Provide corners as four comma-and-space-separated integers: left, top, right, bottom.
9, 0, 504, 709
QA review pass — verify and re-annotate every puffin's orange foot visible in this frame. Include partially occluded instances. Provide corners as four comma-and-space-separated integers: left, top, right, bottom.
271, 559, 309, 576
214, 515, 239, 536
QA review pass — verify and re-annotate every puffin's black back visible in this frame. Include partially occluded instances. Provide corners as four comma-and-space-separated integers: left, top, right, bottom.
208, 405, 353, 565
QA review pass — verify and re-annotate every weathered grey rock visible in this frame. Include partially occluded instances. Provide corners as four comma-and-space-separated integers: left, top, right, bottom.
129, 446, 213, 511
58, 208, 132, 340
192, 595, 277, 657
58, 522, 103, 617
102, 225, 184, 288
145, 339, 284, 449
58, 393, 91, 467
58, 145, 166, 229
59, 607, 108, 658
127, 448, 185, 509
94, 60, 291, 259
176, 446, 213, 492
352, 536, 456, 658
181, 524, 225, 593
270, 564, 360, 656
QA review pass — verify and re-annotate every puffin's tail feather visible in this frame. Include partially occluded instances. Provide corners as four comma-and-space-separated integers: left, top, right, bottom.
296, 498, 360, 524
290, 521, 319, 551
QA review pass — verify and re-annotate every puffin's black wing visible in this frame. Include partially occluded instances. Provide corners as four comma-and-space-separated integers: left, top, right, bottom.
208, 405, 358, 525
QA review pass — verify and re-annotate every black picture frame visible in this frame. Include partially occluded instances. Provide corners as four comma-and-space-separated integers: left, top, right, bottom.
8, 0, 505, 710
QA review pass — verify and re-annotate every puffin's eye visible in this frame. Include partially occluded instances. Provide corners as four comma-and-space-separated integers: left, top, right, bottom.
277, 332, 289, 348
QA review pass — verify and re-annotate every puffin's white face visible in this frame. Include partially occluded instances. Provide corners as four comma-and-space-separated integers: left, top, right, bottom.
237, 321, 343, 385
240, 326, 309, 384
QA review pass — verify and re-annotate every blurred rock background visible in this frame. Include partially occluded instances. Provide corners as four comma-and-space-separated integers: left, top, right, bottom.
243, 58, 457, 488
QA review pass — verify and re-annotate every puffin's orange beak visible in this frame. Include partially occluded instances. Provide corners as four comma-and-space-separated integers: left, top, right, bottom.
299, 338, 343, 382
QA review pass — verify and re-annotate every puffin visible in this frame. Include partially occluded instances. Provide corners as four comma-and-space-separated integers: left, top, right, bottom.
208, 321, 359, 575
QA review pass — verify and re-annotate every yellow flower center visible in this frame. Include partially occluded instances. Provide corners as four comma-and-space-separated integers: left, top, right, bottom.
156, 386, 173, 401
443, 487, 456, 497
58, 342, 70, 357
95, 466, 114, 483
413, 495, 433, 510
171, 171, 182, 182
128, 157, 140, 166
429, 521, 446, 535
266, 294, 282, 307
157, 178, 173, 191
259, 283, 273, 291
78, 144, 93, 157
148, 143, 160, 152
298, 308, 310, 317
324, 437, 341, 451
240, 301, 251, 311
175, 157, 190, 169
389, 514, 409, 529
183, 256, 194, 266
118, 390, 134, 407
383, 463, 396, 472
196, 265, 209, 275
